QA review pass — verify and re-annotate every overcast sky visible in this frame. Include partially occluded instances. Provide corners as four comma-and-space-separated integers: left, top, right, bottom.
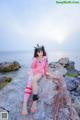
0, 0, 80, 51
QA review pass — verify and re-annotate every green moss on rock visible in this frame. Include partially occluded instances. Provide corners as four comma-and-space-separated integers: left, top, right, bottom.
0, 61, 21, 73
65, 73, 78, 78
0, 77, 12, 89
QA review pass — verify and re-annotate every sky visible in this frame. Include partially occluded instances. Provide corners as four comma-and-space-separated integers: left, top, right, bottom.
0, 0, 80, 52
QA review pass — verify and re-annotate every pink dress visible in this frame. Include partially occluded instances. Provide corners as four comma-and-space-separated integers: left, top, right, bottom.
31, 56, 48, 76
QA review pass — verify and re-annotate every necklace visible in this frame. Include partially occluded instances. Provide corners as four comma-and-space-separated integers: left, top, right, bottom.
39, 60, 42, 63
38, 57, 43, 63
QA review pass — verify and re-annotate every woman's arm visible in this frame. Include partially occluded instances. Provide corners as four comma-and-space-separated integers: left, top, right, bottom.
44, 57, 60, 80
44, 57, 49, 75
46, 72, 64, 92
46, 72, 64, 84
44, 57, 64, 90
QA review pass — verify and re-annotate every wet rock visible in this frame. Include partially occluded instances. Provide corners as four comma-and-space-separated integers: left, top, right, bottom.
53, 67, 67, 76
76, 85, 80, 92
49, 62, 67, 76
65, 76, 79, 91
28, 77, 79, 120
72, 97, 80, 117
65, 61, 79, 77
77, 75, 80, 79
0, 76, 12, 89
0, 74, 79, 120
58, 57, 69, 67
64, 76, 80, 117
0, 58, 80, 120
49, 62, 58, 68
66, 61, 75, 70
0, 61, 21, 73
49, 58, 80, 118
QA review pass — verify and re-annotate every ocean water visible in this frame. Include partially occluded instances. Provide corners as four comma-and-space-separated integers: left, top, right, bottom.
0, 50, 80, 70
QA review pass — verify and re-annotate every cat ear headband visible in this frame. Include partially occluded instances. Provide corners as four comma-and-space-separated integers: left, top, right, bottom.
34, 44, 44, 49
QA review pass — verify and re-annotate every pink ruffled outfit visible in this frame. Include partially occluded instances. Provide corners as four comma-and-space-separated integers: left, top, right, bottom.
23, 56, 48, 102
31, 56, 48, 75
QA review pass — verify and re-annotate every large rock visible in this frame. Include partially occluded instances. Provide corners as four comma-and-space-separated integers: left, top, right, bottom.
66, 61, 75, 70
58, 57, 69, 66
72, 97, 80, 117
64, 76, 80, 118
0, 61, 21, 73
49, 62, 59, 68
0, 58, 80, 120
0, 76, 12, 89
49, 62, 67, 76
54, 67, 67, 76
65, 76, 79, 91
49, 58, 80, 118
0, 73, 79, 120
65, 61, 79, 77
28, 77, 79, 120
49, 58, 79, 78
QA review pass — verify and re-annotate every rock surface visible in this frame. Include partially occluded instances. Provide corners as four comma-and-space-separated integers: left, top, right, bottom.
0, 73, 79, 120
0, 76, 12, 89
0, 58, 80, 120
0, 61, 21, 73
58, 57, 69, 66
49, 58, 80, 118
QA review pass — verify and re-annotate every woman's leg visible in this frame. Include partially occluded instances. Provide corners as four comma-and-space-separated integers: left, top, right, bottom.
22, 73, 33, 115
31, 73, 42, 113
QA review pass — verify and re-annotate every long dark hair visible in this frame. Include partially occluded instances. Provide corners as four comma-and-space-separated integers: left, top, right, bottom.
34, 44, 46, 57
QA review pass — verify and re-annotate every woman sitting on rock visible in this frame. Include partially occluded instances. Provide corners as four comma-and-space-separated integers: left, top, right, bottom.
21, 44, 64, 115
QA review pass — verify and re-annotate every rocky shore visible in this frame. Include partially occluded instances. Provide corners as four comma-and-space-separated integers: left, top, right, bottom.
0, 58, 80, 120
0, 61, 21, 73
0, 76, 12, 89
0, 61, 21, 89
49, 58, 80, 118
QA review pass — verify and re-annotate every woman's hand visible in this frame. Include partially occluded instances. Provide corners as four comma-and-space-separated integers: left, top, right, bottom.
45, 72, 60, 80
45, 74, 59, 84
45, 72, 52, 79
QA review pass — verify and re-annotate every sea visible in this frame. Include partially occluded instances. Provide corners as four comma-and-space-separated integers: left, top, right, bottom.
0, 50, 80, 71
